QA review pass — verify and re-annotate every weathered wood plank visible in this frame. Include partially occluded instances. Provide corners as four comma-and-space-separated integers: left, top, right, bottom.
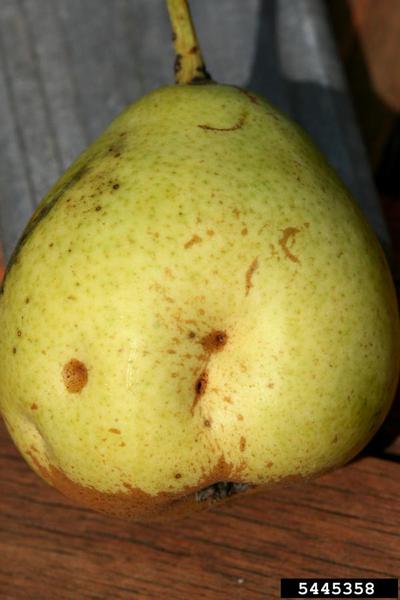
22, 0, 88, 169
0, 56, 34, 257
0, 0, 62, 201
53, 0, 141, 141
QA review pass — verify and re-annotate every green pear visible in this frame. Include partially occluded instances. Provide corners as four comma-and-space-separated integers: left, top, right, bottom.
0, 0, 399, 521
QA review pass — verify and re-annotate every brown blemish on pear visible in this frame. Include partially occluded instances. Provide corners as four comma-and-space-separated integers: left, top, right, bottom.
30, 403, 38, 411
25, 443, 320, 521
62, 359, 88, 393
191, 330, 228, 412
279, 227, 301, 263
25, 450, 247, 521
233, 208, 240, 218
105, 131, 127, 156
184, 234, 202, 249
192, 370, 208, 411
245, 257, 259, 295
198, 112, 247, 132
201, 330, 228, 353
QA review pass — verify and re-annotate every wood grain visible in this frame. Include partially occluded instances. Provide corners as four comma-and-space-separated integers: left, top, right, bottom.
1, 420, 399, 599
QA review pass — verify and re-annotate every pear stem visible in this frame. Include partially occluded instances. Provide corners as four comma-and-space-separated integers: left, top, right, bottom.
166, 0, 211, 84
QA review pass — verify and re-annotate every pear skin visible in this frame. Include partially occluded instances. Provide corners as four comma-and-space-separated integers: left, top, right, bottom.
1, 83, 399, 520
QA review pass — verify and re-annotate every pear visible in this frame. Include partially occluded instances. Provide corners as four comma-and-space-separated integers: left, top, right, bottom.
0, 0, 399, 521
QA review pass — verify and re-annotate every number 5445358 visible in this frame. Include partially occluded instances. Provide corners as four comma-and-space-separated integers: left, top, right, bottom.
298, 581, 375, 595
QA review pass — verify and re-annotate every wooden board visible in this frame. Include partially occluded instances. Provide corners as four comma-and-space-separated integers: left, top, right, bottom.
0, 420, 399, 599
